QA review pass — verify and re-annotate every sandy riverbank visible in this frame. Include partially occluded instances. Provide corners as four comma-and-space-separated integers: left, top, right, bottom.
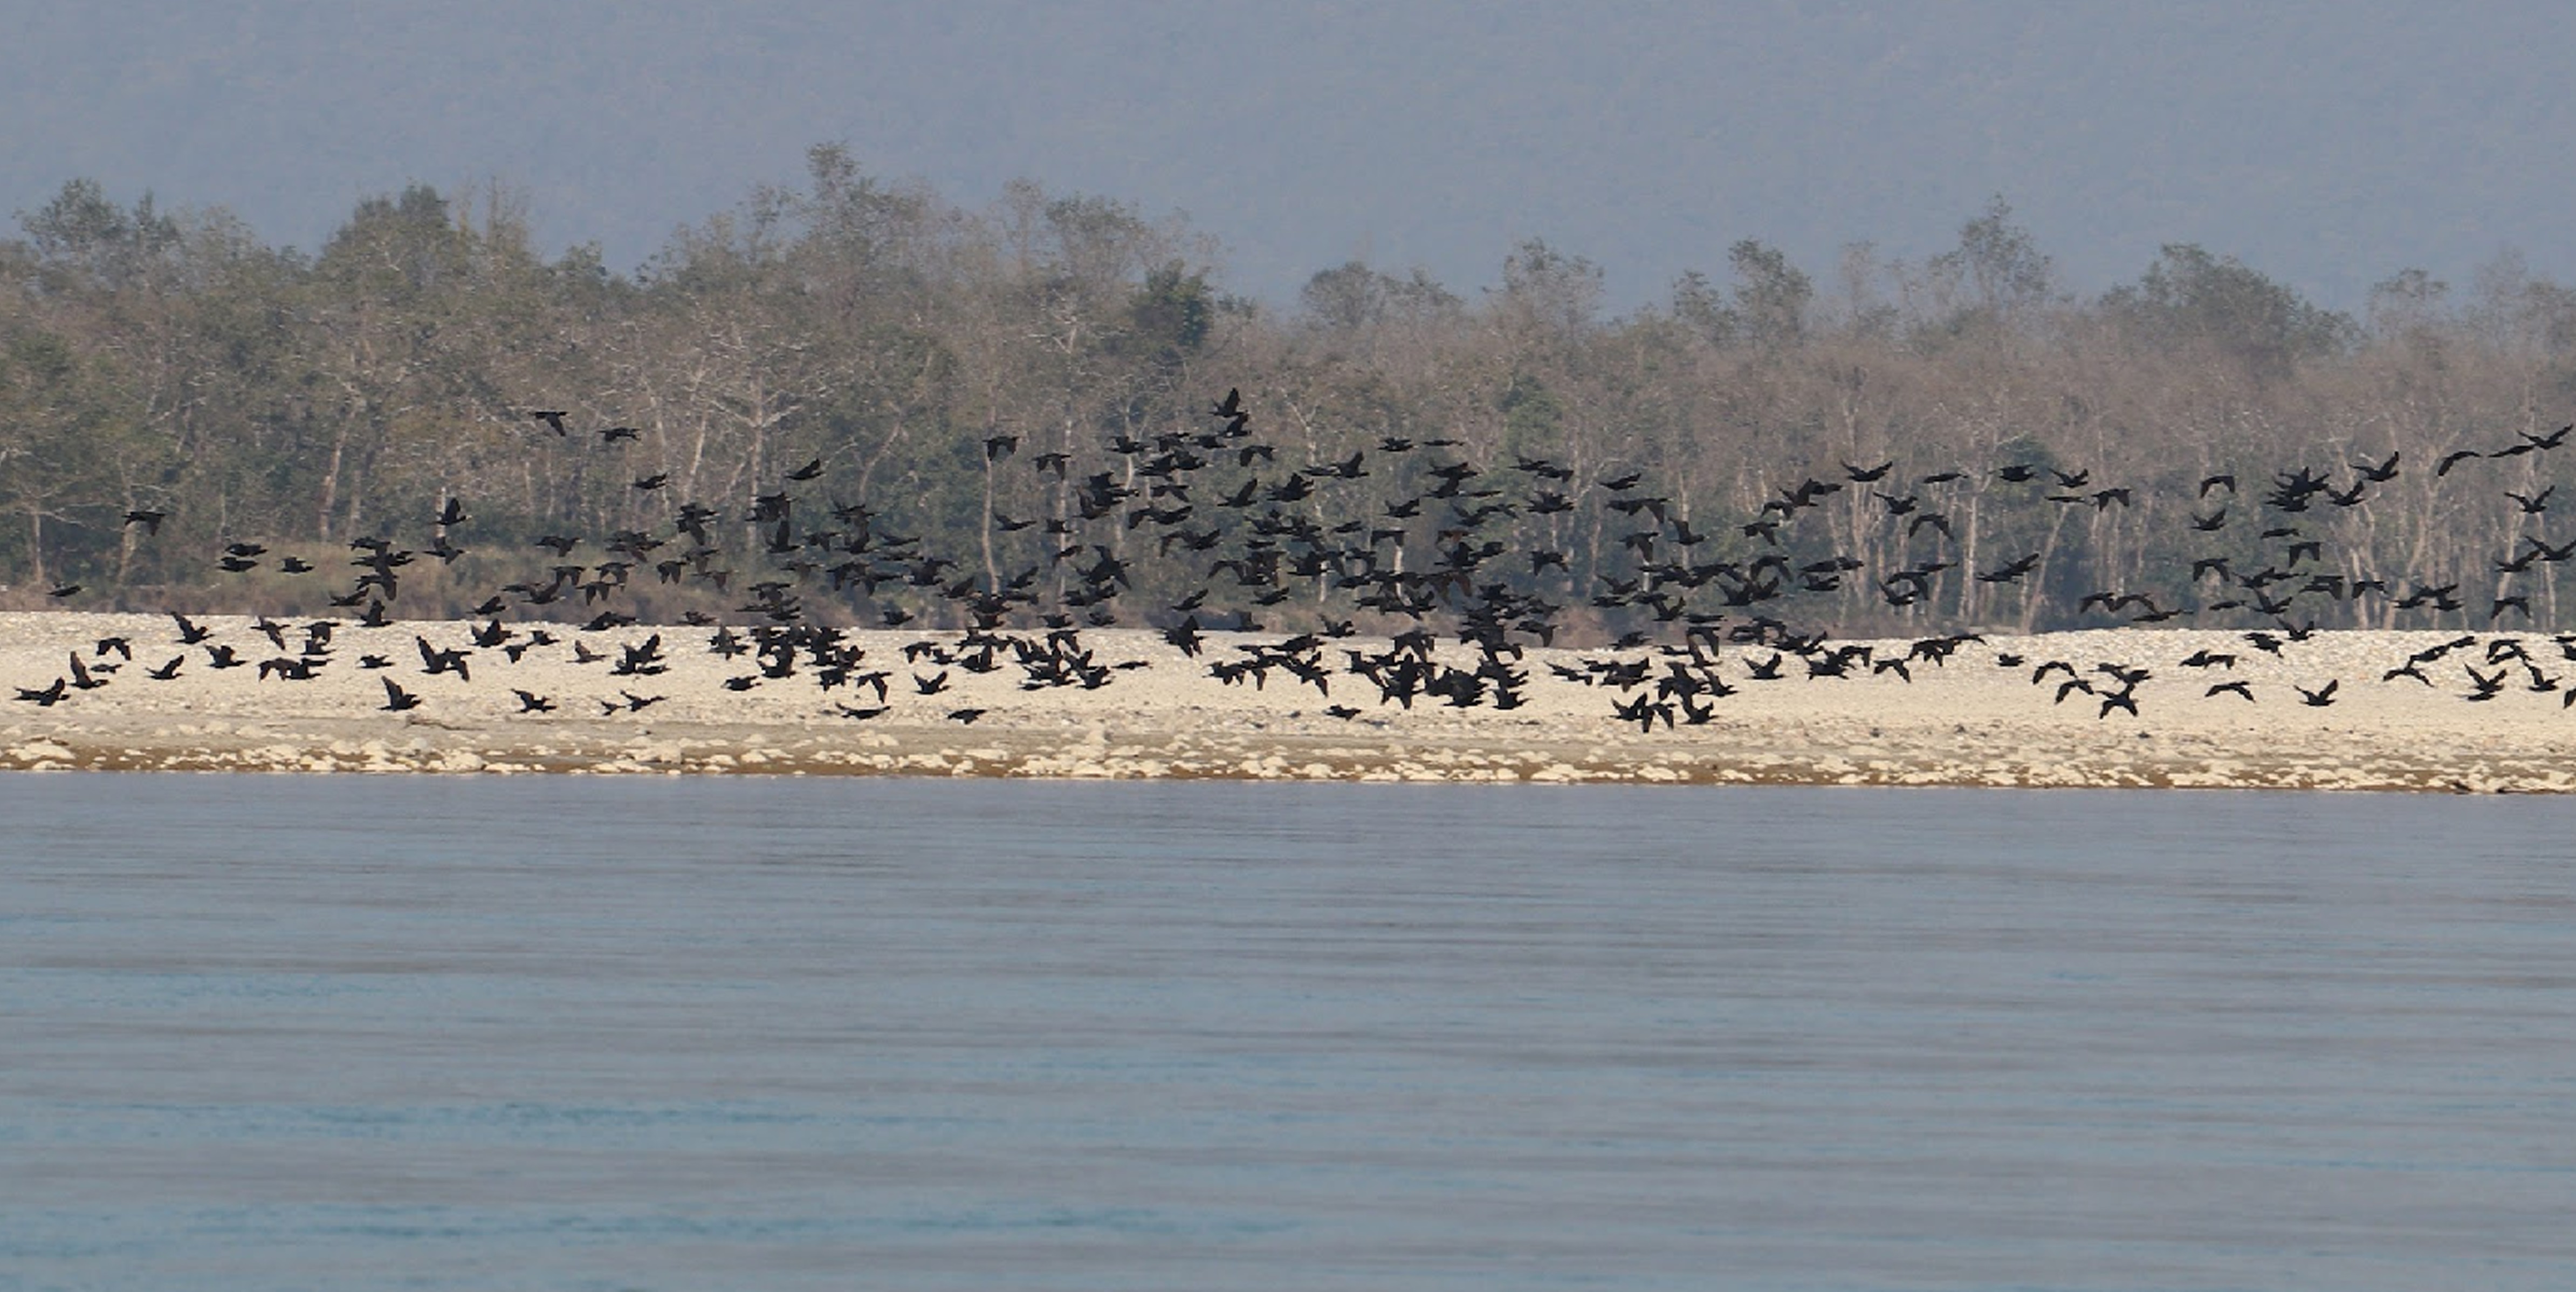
3, 611, 2571, 791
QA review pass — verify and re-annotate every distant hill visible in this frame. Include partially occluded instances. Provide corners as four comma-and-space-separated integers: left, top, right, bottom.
11, 1, 2575, 310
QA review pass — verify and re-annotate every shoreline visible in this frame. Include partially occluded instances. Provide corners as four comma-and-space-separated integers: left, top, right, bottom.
6, 611, 2572, 792
1, 723, 2551, 795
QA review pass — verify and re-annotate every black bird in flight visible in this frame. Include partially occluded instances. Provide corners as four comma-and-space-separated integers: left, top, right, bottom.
380, 678, 422, 712
529, 409, 569, 435
1977, 553, 2042, 584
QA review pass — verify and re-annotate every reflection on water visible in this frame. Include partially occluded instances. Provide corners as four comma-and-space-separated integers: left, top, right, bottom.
5, 775, 2574, 1290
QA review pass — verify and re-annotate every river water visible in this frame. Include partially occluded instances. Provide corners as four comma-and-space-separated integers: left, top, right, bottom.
4, 774, 2573, 1290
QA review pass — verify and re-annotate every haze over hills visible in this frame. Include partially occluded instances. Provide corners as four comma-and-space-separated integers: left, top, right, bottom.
10, 1, 2575, 311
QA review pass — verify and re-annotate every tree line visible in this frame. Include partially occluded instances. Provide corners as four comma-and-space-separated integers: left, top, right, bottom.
5, 143, 2575, 635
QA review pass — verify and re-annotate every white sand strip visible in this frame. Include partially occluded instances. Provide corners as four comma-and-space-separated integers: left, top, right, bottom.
3, 611, 2567, 791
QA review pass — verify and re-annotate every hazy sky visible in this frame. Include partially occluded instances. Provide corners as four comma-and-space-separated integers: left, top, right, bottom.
10, 1, 2573, 312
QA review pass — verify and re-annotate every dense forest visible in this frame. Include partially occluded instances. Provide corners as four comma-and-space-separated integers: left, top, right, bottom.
5, 145, 2576, 640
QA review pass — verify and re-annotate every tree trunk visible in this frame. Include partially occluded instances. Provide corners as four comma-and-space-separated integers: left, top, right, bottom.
26, 504, 46, 590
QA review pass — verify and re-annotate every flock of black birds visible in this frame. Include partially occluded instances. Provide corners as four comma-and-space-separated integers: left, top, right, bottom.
16, 387, 2576, 734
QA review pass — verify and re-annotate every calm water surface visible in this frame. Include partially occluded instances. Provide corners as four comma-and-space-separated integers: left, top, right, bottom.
4, 774, 2573, 1290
